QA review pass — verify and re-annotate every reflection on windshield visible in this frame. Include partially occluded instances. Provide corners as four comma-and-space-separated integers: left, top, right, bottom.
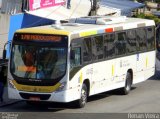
11, 45, 67, 80
37, 47, 66, 79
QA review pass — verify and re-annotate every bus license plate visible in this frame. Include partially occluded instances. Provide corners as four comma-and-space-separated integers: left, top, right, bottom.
29, 97, 40, 101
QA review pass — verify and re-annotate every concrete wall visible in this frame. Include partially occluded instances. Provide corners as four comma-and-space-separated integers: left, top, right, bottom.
1, 0, 22, 14
0, 14, 10, 58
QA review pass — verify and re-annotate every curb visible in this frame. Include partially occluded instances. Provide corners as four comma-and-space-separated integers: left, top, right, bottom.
0, 87, 22, 107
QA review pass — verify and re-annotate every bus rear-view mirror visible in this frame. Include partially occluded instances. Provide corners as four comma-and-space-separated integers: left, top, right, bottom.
3, 49, 6, 59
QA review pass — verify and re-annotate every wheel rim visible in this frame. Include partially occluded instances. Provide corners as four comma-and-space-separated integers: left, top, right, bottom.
126, 81, 130, 91
81, 88, 87, 105
126, 74, 131, 91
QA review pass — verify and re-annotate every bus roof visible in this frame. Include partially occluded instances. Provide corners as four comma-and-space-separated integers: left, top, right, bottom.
16, 17, 155, 40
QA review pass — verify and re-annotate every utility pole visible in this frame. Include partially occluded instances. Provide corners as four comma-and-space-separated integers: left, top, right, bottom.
89, 0, 99, 16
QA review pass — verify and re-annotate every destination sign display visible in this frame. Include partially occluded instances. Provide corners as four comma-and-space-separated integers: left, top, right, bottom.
16, 34, 62, 42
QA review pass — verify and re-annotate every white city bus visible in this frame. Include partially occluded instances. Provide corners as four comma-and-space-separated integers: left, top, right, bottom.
8, 16, 156, 108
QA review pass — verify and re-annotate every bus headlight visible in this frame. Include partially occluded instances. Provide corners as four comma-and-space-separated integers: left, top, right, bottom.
8, 80, 16, 89
56, 82, 67, 92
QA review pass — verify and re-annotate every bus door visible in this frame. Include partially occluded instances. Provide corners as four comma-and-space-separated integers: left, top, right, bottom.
91, 35, 106, 94
103, 33, 116, 91
135, 28, 147, 82
82, 37, 93, 93
114, 32, 128, 85
70, 39, 84, 90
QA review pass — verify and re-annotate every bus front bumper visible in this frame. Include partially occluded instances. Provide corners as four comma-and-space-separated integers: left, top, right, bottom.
8, 87, 81, 103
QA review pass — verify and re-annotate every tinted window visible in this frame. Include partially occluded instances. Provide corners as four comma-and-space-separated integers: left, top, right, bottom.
92, 35, 104, 60
104, 33, 115, 58
136, 28, 147, 52
126, 30, 137, 54
146, 27, 155, 50
83, 38, 92, 63
70, 47, 81, 69
115, 32, 127, 56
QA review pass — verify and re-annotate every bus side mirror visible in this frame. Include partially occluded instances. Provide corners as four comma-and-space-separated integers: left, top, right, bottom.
3, 49, 6, 59
2, 41, 11, 59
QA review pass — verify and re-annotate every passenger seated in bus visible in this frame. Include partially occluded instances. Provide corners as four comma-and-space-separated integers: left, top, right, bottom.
40, 51, 58, 79
22, 51, 34, 66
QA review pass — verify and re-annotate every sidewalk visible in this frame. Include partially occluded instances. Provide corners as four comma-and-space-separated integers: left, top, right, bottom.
0, 87, 20, 107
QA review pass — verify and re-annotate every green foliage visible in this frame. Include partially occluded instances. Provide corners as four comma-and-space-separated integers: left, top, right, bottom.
135, 13, 160, 24
136, 0, 145, 3
136, 0, 160, 3
155, 0, 160, 3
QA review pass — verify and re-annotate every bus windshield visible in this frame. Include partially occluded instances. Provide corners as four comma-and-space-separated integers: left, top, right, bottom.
10, 34, 68, 84
11, 45, 67, 80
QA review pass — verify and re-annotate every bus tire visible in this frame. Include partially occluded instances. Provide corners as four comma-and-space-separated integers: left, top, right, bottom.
121, 72, 132, 95
76, 83, 88, 108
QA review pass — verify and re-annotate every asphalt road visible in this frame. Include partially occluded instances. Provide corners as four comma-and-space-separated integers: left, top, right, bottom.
0, 76, 160, 119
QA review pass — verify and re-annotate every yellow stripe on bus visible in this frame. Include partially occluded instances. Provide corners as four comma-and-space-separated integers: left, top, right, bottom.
80, 72, 83, 84
112, 65, 114, 76
80, 30, 97, 37
12, 80, 61, 93
146, 57, 148, 67
16, 28, 70, 36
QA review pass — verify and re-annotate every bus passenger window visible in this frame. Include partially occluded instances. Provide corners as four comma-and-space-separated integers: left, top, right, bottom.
136, 28, 147, 52
126, 30, 136, 54
104, 33, 115, 59
146, 27, 155, 50
83, 38, 92, 63
115, 32, 127, 56
70, 47, 81, 69
92, 35, 104, 60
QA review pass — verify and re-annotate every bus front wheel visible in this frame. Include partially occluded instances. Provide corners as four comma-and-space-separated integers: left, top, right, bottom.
76, 83, 88, 108
121, 72, 132, 95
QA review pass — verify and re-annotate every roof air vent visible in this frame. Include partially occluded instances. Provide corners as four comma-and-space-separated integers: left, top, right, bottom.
68, 16, 127, 25
51, 20, 64, 30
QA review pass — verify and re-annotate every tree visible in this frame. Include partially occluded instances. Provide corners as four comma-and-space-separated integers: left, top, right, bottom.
135, 13, 160, 24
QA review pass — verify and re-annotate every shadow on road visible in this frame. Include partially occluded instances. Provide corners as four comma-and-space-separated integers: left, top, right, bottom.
149, 71, 160, 80
8, 87, 137, 112
88, 87, 136, 103
1, 87, 137, 112
22, 92, 114, 111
